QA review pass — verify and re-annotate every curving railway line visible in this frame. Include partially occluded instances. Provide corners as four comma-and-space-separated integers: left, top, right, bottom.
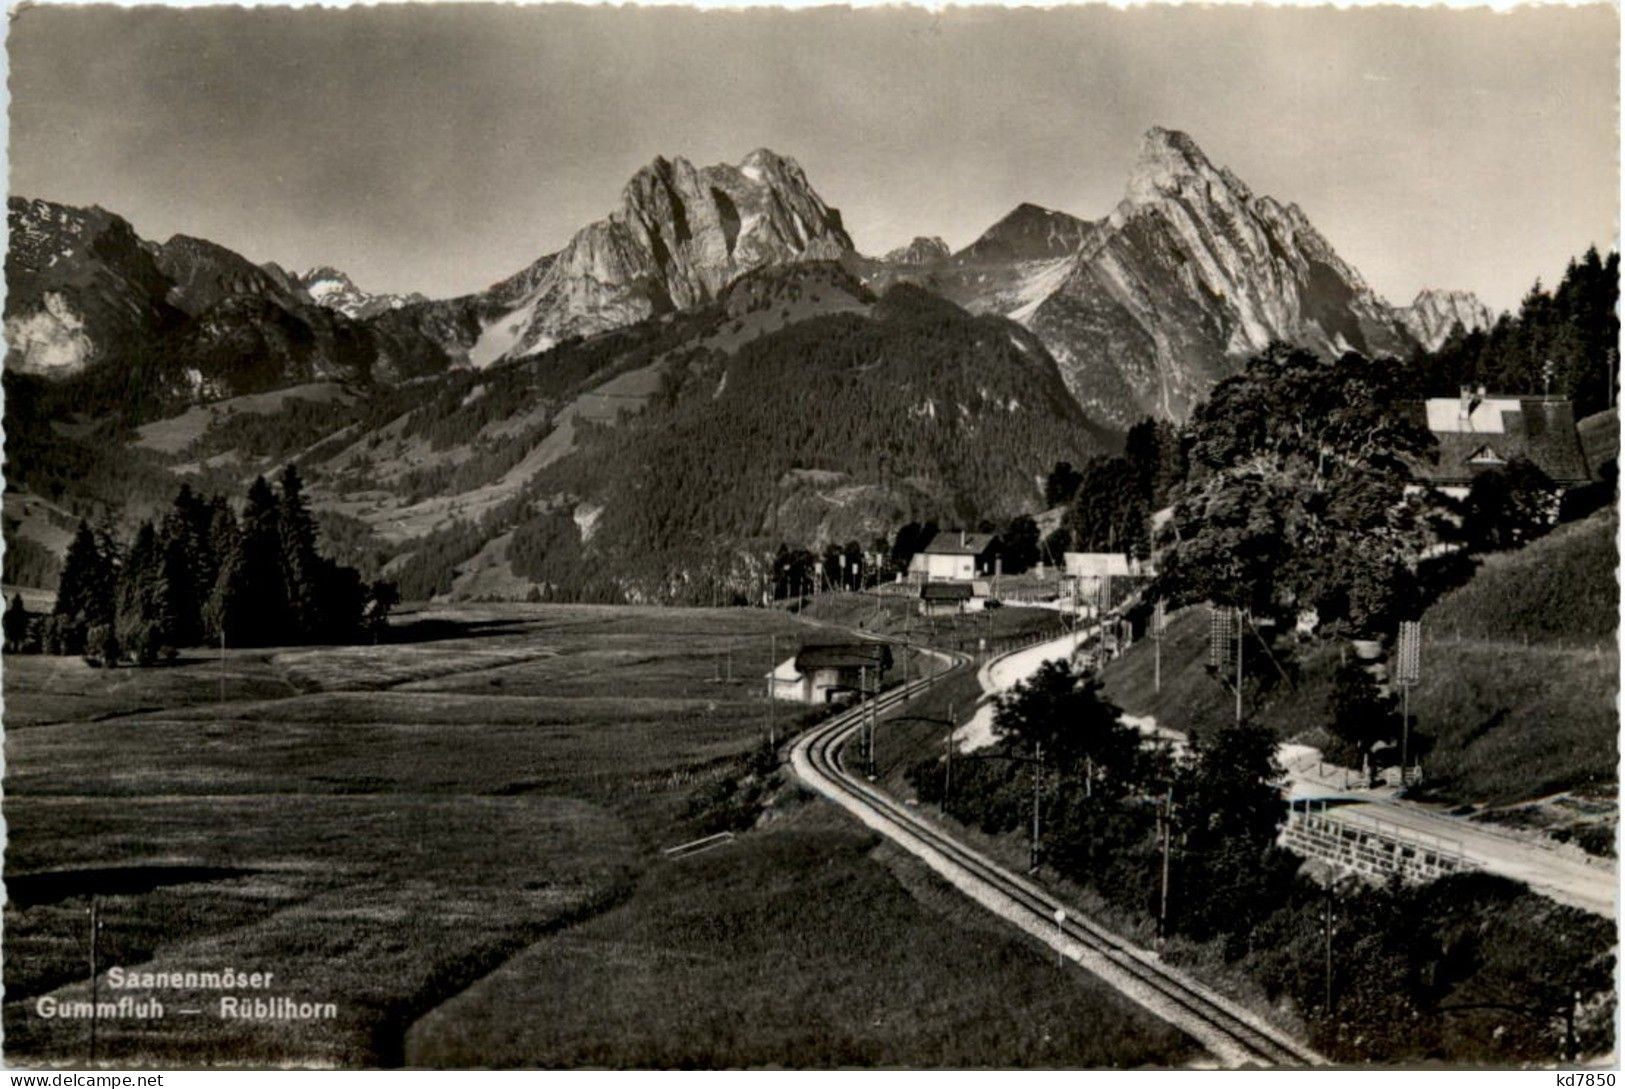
788, 646, 1323, 1069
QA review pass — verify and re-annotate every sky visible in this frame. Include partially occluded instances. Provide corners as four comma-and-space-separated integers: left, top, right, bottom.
7, 3, 1619, 313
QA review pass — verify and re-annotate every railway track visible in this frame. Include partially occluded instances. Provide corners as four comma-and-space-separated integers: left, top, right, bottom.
788, 648, 1322, 1069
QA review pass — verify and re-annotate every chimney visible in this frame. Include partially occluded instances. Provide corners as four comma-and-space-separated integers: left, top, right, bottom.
960, 530, 966, 548
1459, 385, 1472, 424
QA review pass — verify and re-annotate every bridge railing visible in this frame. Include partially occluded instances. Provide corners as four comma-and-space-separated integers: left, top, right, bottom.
1283, 800, 1472, 884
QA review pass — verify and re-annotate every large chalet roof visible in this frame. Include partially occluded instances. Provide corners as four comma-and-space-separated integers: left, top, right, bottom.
1404, 394, 1592, 486
794, 642, 892, 673
920, 531, 998, 556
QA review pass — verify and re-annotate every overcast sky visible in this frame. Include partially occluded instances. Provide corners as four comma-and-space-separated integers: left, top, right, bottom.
8, 3, 1618, 312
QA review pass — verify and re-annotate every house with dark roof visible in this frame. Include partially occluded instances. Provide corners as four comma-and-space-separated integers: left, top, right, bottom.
918, 580, 974, 617
908, 530, 1001, 582
1405, 389, 1592, 497
766, 641, 893, 704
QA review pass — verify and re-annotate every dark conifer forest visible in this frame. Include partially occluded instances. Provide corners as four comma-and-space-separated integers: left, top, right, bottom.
5, 467, 397, 664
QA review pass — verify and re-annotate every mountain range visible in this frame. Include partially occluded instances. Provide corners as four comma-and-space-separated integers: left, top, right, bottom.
2, 128, 1501, 602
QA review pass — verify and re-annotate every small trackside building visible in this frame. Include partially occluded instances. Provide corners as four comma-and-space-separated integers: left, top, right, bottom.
918, 581, 974, 617
909, 530, 1000, 583
766, 641, 893, 704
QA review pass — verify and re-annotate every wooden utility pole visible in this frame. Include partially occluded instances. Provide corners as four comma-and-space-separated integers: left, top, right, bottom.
859, 665, 871, 774
1152, 599, 1165, 694
941, 702, 954, 817
1234, 607, 1245, 726
1030, 742, 1043, 871
1324, 879, 1335, 1022
868, 664, 879, 778
88, 897, 101, 1064
1097, 573, 1111, 668
1158, 785, 1173, 951
901, 637, 910, 700
767, 634, 777, 747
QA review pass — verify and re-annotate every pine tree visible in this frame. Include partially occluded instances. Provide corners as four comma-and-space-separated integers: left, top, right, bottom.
209, 476, 288, 646
4, 594, 32, 653
159, 483, 216, 646
115, 521, 178, 665
53, 520, 115, 652
276, 464, 324, 639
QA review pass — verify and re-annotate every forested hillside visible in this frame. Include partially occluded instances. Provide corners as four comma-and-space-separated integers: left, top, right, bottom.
511, 285, 1116, 601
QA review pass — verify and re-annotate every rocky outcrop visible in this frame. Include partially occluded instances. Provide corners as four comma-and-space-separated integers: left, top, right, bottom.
1395, 288, 1494, 350
883, 236, 951, 265
4, 198, 183, 376
1010, 128, 1419, 425
467, 148, 855, 364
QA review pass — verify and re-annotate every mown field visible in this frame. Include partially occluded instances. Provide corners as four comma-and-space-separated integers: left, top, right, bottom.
1101, 506, 1619, 811
4, 603, 1191, 1068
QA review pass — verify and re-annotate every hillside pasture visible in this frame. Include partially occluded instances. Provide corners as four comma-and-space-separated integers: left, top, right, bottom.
1101, 506, 1618, 810
133, 382, 354, 455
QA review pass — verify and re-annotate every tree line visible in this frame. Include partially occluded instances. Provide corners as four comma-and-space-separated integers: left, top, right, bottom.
1410, 247, 1618, 419
4, 466, 398, 664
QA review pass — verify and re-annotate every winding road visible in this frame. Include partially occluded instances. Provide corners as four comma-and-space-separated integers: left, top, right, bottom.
788, 645, 1322, 1068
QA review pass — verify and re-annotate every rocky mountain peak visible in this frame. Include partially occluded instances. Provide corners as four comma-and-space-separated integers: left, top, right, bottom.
884, 236, 951, 265
466, 147, 854, 364
956, 203, 1095, 264
1398, 288, 1494, 350
298, 265, 426, 320
1124, 126, 1249, 207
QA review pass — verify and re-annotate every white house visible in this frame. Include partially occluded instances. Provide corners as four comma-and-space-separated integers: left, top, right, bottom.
1062, 552, 1153, 580
909, 531, 1000, 582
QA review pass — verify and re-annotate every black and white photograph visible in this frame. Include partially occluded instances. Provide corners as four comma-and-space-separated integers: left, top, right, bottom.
1, 0, 1619, 1072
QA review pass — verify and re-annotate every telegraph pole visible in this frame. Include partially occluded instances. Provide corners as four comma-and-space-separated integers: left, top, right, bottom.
860, 664, 868, 766
1234, 606, 1245, 726
1397, 620, 1422, 777
1152, 599, 1165, 694
867, 666, 878, 778
1030, 742, 1043, 871
941, 703, 954, 816
767, 634, 777, 747
1158, 785, 1173, 952
87, 897, 101, 1064
902, 636, 910, 699
1097, 573, 1112, 668
1324, 879, 1335, 1025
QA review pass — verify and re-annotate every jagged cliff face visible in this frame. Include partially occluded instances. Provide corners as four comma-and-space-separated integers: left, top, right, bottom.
4, 198, 182, 376
1396, 288, 1494, 350
1023, 128, 1417, 425
467, 149, 854, 366
3, 197, 460, 396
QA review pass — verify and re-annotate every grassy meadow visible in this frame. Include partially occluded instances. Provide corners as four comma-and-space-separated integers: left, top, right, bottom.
5, 603, 1190, 1068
